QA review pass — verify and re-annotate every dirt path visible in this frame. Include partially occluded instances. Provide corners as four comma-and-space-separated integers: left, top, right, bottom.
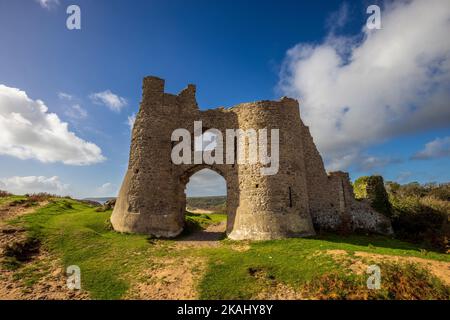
126, 257, 206, 300
175, 221, 227, 248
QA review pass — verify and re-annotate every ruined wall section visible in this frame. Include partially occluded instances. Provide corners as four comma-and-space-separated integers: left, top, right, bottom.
300, 123, 341, 229
301, 126, 392, 235
328, 172, 393, 234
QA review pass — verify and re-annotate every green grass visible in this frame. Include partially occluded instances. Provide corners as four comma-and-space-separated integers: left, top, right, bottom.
197, 239, 343, 299
186, 196, 226, 214
6, 199, 450, 300
196, 235, 449, 299
11, 199, 155, 299
0, 195, 27, 206
185, 211, 227, 230
311, 234, 450, 262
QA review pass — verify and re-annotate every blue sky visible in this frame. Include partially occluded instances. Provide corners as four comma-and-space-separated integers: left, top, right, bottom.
0, 0, 449, 198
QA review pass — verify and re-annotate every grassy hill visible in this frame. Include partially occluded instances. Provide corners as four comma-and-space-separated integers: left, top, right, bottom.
0, 195, 448, 300
186, 196, 226, 214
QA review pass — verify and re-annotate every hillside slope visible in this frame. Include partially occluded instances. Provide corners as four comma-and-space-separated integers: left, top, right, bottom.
0, 196, 448, 300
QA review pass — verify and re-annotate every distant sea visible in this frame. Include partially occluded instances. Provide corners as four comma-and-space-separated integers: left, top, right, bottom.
83, 197, 116, 204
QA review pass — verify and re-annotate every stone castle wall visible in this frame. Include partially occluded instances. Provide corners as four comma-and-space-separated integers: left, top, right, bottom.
111, 76, 392, 240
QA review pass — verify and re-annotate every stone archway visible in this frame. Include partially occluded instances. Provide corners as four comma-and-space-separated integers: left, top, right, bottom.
178, 164, 238, 237
110, 76, 392, 240
181, 166, 229, 237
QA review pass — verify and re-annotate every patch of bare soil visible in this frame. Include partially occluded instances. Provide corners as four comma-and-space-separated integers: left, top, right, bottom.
249, 268, 306, 300
126, 257, 205, 300
246, 267, 310, 299
355, 252, 450, 286
256, 282, 307, 300
326, 249, 450, 286
0, 201, 46, 226
175, 221, 227, 248
0, 250, 89, 300
0, 200, 89, 300
326, 249, 368, 275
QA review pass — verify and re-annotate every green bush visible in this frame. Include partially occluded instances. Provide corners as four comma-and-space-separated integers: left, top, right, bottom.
387, 182, 450, 200
354, 176, 391, 216
0, 190, 12, 197
390, 195, 448, 252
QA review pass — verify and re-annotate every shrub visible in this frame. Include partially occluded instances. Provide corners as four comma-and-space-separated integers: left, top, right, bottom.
0, 190, 12, 198
354, 176, 391, 216
302, 262, 450, 300
25, 193, 56, 202
428, 184, 450, 201
370, 262, 450, 300
391, 195, 448, 252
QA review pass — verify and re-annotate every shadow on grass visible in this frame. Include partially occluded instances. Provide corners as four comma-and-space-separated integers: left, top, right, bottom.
176, 230, 226, 242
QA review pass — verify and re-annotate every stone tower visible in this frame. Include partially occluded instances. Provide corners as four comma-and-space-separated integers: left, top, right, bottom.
111, 76, 392, 240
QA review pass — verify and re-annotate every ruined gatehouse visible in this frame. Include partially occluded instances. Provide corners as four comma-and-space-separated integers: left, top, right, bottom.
111, 76, 392, 240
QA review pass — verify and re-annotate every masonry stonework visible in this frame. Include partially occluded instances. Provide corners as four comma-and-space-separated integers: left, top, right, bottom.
111, 76, 393, 240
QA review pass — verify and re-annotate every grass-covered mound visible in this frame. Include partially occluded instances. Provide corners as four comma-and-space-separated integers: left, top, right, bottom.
2, 198, 448, 300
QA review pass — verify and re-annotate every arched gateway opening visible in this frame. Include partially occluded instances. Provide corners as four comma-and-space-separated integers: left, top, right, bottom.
182, 168, 227, 239
179, 165, 235, 236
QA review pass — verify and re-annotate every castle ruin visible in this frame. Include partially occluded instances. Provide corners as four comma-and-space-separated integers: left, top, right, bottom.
111, 76, 392, 240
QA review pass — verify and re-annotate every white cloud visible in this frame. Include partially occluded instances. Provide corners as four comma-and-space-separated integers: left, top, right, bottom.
94, 182, 118, 197
58, 92, 88, 120
0, 176, 68, 195
412, 136, 450, 160
127, 113, 136, 130
279, 0, 450, 171
357, 156, 402, 171
58, 92, 73, 100
326, 2, 350, 33
65, 104, 88, 119
186, 169, 226, 197
35, 0, 59, 9
90, 90, 128, 112
0, 84, 105, 165
326, 153, 401, 172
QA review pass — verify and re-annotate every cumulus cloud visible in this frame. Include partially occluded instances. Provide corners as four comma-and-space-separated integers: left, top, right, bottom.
357, 156, 402, 171
0, 84, 105, 165
412, 136, 450, 160
90, 90, 128, 112
127, 113, 136, 130
326, 153, 402, 172
186, 169, 226, 197
0, 176, 68, 195
35, 0, 59, 9
94, 182, 118, 197
279, 0, 450, 170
